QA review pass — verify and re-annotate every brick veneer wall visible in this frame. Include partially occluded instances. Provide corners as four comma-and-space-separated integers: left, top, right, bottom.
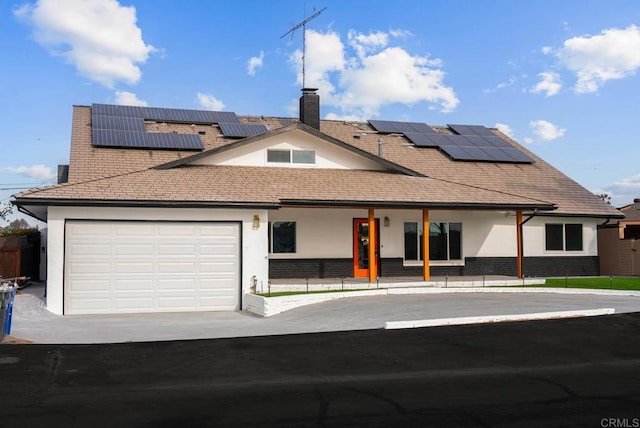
268, 256, 600, 279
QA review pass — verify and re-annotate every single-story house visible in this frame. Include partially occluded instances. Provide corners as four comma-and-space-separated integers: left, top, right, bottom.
598, 198, 640, 275
12, 89, 622, 315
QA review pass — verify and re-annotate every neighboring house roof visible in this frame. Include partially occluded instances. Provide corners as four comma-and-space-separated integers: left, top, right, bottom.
13, 104, 623, 221
619, 199, 640, 222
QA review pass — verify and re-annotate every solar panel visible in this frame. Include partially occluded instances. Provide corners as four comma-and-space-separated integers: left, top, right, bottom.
369, 120, 437, 134
405, 127, 533, 163
404, 132, 439, 147
93, 130, 146, 148
93, 115, 146, 132
219, 122, 269, 138
93, 129, 203, 150
92, 104, 240, 125
145, 133, 203, 150
448, 124, 496, 136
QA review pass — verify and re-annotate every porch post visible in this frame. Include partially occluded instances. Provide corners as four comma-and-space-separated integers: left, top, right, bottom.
422, 209, 430, 281
368, 208, 377, 283
516, 210, 523, 278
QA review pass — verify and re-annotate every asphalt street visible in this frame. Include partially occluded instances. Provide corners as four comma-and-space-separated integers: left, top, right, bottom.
1, 312, 640, 427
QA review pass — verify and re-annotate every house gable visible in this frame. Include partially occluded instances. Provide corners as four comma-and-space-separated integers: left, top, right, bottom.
155, 123, 424, 177
190, 128, 388, 171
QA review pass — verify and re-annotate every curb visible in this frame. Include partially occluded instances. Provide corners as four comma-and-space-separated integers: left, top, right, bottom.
384, 308, 616, 329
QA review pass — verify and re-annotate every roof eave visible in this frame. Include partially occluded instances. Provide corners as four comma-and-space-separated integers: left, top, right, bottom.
280, 199, 557, 211
12, 198, 281, 210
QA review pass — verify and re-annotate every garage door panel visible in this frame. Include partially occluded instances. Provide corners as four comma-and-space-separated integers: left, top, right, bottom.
158, 244, 196, 256
65, 221, 240, 314
67, 222, 111, 237
158, 296, 198, 309
114, 297, 155, 311
158, 225, 197, 236
200, 261, 238, 273
157, 278, 197, 290
200, 244, 238, 255
115, 223, 155, 236
67, 279, 111, 292
200, 225, 238, 236
114, 262, 155, 274
157, 262, 197, 274
69, 262, 111, 275
114, 278, 154, 290
115, 244, 154, 256
70, 243, 111, 256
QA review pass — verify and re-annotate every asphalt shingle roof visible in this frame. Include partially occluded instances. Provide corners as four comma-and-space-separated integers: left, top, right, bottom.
13, 104, 623, 219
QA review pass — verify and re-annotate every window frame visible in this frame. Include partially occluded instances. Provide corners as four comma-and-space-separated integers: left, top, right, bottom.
403, 221, 463, 264
266, 148, 316, 165
544, 223, 583, 252
268, 221, 297, 254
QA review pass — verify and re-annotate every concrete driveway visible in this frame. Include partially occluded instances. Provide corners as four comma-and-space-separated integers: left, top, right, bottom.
6, 283, 640, 344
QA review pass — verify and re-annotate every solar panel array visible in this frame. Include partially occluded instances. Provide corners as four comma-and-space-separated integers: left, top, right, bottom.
368, 118, 533, 164
91, 103, 243, 151
219, 122, 269, 138
369, 120, 437, 134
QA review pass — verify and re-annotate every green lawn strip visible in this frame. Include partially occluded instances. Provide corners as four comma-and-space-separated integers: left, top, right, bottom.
543, 277, 640, 291
258, 288, 374, 297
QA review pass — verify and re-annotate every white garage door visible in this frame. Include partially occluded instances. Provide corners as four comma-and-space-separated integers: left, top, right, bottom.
64, 221, 241, 315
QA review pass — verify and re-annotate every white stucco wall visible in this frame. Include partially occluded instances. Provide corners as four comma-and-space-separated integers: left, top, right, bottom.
191, 129, 386, 171
267, 208, 599, 262
46, 206, 268, 315
523, 217, 598, 257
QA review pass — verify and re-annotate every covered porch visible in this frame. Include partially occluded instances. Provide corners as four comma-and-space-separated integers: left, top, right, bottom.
266, 206, 535, 285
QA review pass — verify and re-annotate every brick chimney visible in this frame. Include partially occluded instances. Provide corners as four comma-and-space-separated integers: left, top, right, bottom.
299, 88, 320, 130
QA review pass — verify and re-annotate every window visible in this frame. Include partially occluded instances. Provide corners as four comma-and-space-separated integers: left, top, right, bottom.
267, 149, 290, 163
545, 223, 583, 251
404, 222, 423, 261
404, 222, 462, 261
267, 149, 315, 164
292, 150, 315, 164
269, 221, 296, 253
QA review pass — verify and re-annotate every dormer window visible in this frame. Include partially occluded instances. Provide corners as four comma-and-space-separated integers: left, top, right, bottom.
267, 149, 315, 165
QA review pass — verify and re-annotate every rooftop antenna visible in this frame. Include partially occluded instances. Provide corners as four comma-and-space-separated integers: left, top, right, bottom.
280, 5, 327, 89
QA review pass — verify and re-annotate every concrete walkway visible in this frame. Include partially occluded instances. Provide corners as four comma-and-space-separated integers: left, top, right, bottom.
5, 282, 640, 344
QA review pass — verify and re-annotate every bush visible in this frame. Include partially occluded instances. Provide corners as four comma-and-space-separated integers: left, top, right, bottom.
0, 227, 39, 238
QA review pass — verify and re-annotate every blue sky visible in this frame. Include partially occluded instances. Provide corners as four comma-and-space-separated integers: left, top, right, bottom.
2, 0, 640, 225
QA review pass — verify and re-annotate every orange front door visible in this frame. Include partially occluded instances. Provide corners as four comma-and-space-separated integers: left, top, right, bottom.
353, 218, 379, 278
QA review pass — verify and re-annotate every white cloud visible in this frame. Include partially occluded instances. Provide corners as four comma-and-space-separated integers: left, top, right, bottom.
530, 71, 562, 97
348, 30, 389, 58
14, 0, 155, 87
599, 174, 640, 206
484, 76, 517, 93
114, 90, 147, 106
6, 164, 56, 181
529, 120, 566, 141
291, 29, 459, 120
247, 51, 264, 76
541, 46, 553, 55
495, 123, 514, 138
290, 29, 345, 98
197, 93, 224, 111
557, 25, 640, 93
